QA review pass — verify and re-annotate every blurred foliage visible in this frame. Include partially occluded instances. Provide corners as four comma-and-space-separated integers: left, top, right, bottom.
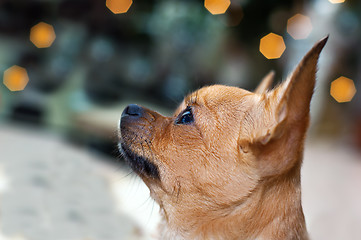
0, 0, 360, 142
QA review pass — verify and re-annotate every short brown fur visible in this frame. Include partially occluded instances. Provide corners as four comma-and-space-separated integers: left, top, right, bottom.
119, 37, 328, 239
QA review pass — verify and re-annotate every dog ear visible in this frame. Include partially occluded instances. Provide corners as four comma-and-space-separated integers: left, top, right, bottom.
254, 36, 328, 146
254, 71, 275, 94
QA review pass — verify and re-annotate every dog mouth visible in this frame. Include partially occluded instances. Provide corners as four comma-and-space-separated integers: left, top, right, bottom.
119, 143, 160, 180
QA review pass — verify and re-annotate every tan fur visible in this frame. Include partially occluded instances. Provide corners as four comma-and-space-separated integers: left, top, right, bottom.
118, 37, 328, 239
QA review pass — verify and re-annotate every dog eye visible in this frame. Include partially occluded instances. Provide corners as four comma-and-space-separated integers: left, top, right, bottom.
176, 107, 194, 125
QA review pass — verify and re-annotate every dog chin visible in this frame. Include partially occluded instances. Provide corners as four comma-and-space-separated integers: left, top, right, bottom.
119, 142, 160, 180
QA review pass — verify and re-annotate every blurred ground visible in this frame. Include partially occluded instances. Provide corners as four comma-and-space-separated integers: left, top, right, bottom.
302, 138, 361, 240
0, 123, 360, 240
0, 124, 148, 240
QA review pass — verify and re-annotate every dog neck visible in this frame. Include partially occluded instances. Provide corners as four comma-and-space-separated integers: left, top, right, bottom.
158, 160, 308, 240
241, 162, 309, 240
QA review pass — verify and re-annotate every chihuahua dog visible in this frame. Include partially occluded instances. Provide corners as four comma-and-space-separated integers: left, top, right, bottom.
118, 37, 328, 239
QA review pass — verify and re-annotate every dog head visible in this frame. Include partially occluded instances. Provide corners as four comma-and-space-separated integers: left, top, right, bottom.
118, 37, 327, 238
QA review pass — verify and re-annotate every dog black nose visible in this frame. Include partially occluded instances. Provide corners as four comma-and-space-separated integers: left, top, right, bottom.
122, 104, 143, 118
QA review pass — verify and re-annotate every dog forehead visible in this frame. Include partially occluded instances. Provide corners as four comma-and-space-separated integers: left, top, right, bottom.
194, 85, 253, 106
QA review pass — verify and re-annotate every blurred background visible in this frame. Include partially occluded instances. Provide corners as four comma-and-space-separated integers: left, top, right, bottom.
0, 0, 360, 239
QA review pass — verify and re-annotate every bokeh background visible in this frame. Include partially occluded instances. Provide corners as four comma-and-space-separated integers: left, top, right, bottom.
0, 0, 360, 239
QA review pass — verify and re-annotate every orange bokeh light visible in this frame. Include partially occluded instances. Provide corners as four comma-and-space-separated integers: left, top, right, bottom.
106, 0, 133, 14
30, 22, 56, 48
259, 33, 286, 59
3, 66, 29, 92
287, 14, 312, 40
205, 0, 231, 15
330, 76, 356, 103
329, 0, 345, 4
